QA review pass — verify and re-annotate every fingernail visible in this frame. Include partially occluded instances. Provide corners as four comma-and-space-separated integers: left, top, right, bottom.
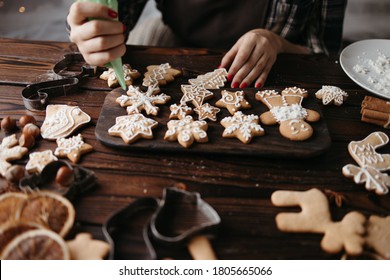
255, 82, 262, 88
240, 83, 248, 89
108, 9, 118, 18
232, 82, 239, 88
227, 74, 233, 82
217, 65, 222, 69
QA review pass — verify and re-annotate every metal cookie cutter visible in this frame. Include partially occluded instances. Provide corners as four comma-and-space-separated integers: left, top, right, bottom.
19, 160, 97, 201
102, 197, 159, 260
21, 53, 96, 111
150, 187, 221, 260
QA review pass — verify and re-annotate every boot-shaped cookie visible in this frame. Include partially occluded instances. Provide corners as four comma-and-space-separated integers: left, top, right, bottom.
256, 87, 320, 141
343, 131, 390, 195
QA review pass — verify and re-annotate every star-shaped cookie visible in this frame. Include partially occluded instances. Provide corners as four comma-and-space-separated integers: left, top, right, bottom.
25, 150, 58, 174
164, 115, 208, 148
108, 114, 158, 144
169, 103, 193, 120
180, 84, 213, 108
54, 134, 94, 163
216, 90, 251, 115
194, 103, 220, 121
67, 233, 110, 260
100, 64, 141, 88
220, 111, 265, 144
116, 85, 170, 116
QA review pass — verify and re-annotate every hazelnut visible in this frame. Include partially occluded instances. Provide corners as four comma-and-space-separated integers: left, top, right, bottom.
5, 165, 25, 183
19, 115, 37, 127
19, 133, 35, 149
22, 123, 40, 139
55, 166, 75, 186
1, 116, 17, 132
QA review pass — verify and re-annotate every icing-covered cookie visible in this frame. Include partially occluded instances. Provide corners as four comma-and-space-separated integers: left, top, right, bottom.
194, 103, 220, 121
116, 85, 170, 116
100, 64, 141, 88
169, 103, 193, 120
41, 105, 91, 140
315, 85, 348, 106
54, 134, 93, 163
143, 63, 181, 87
25, 150, 58, 174
220, 111, 264, 144
189, 68, 228, 89
180, 84, 213, 108
0, 134, 28, 177
108, 114, 158, 144
164, 115, 208, 148
215, 90, 251, 115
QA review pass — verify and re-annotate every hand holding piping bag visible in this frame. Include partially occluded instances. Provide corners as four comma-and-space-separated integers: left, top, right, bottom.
78, 0, 126, 90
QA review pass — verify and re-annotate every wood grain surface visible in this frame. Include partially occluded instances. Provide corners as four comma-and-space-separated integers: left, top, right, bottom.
0, 39, 389, 260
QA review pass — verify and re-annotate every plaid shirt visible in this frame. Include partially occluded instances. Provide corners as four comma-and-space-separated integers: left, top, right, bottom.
118, 0, 347, 55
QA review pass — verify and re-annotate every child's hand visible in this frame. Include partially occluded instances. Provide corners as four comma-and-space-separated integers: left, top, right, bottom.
67, 1, 125, 66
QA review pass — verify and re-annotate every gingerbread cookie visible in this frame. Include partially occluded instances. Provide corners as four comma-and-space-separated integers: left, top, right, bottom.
100, 64, 141, 88
169, 103, 193, 120
108, 114, 158, 144
194, 103, 220, 121
143, 63, 182, 87
180, 84, 213, 108
164, 115, 208, 148
366, 215, 390, 259
342, 131, 390, 195
215, 90, 251, 115
54, 134, 93, 164
315, 85, 348, 106
67, 233, 110, 260
189, 68, 228, 89
0, 134, 28, 177
41, 105, 91, 140
256, 87, 320, 141
220, 111, 264, 144
116, 85, 170, 116
271, 188, 366, 255
25, 150, 58, 174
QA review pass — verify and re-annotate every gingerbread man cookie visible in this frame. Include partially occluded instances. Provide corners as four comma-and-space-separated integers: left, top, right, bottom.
108, 114, 158, 144
41, 105, 91, 140
342, 131, 390, 195
164, 115, 208, 148
100, 64, 141, 88
315, 85, 348, 106
220, 111, 264, 144
143, 63, 182, 87
189, 68, 228, 89
215, 90, 251, 115
271, 188, 366, 255
0, 134, 28, 177
116, 85, 171, 116
54, 134, 93, 163
256, 87, 320, 141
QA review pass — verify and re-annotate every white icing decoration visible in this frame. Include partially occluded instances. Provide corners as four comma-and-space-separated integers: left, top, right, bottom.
189, 68, 228, 89
221, 111, 264, 142
270, 104, 308, 122
54, 134, 85, 156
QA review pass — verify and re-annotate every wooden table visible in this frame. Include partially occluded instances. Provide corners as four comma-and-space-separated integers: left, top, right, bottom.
0, 38, 389, 260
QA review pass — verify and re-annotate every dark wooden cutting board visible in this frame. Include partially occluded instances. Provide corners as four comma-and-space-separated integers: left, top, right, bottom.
95, 85, 331, 158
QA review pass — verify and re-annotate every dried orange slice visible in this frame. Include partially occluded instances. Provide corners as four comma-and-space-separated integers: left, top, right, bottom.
0, 229, 70, 260
15, 191, 75, 237
0, 220, 43, 253
0, 192, 28, 226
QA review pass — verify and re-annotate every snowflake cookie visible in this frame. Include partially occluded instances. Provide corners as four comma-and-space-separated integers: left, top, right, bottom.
164, 115, 208, 148
143, 63, 182, 87
0, 134, 28, 177
116, 85, 170, 116
54, 134, 94, 163
108, 114, 158, 144
215, 90, 251, 115
220, 111, 264, 144
100, 64, 141, 88
315, 85, 348, 106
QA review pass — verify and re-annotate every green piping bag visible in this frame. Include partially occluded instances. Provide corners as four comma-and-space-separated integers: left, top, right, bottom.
78, 0, 126, 90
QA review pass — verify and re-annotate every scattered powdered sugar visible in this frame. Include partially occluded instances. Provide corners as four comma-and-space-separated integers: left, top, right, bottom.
353, 50, 390, 96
